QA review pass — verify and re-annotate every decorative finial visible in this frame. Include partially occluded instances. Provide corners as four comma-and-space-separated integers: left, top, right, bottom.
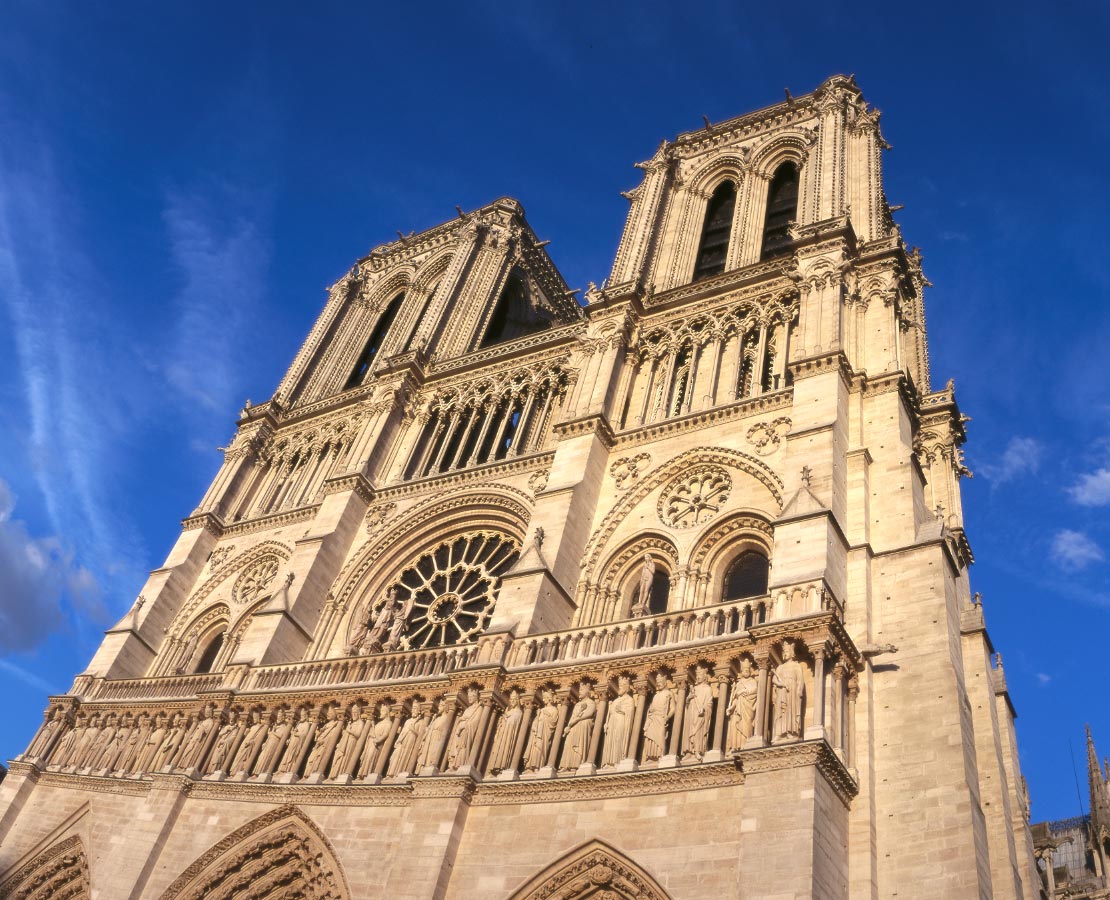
533, 527, 545, 549
934, 503, 945, 521
135, 595, 146, 612
800, 466, 812, 488
701, 114, 712, 130
284, 572, 296, 588
993, 652, 1003, 669
972, 592, 982, 608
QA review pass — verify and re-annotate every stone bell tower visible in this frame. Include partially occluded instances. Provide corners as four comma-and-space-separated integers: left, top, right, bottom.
0, 76, 1039, 900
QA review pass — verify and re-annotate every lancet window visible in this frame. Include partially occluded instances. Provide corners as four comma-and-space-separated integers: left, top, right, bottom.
193, 632, 225, 674
722, 550, 769, 602
404, 369, 567, 479
345, 291, 404, 389
692, 180, 736, 280
623, 302, 794, 429
481, 271, 550, 347
760, 162, 799, 260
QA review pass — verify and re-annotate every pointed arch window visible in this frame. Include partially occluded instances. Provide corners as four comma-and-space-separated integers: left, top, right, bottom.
401, 280, 440, 353
760, 162, 799, 260
482, 272, 549, 347
194, 631, 225, 674
345, 292, 405, 389
722, 550, 769, 601
693, 180, 736, 281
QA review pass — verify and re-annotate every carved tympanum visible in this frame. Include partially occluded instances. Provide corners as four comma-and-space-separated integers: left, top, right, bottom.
506, 839, 671, 900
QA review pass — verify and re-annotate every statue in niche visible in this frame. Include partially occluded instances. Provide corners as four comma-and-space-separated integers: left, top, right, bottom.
631, 554, 656, 618
229, 710, 267, 775
388, 705, 431, 778
416, 699, 452, 771
116, 713, 151, 774
486, 690, 523, 774
772, 640, 806, 740
155, 713, 189, 771
27, 707, 66, 761
523, 689, 558, 772
358, 702, 394, 778
70, 713, 102, 769
84, 714, 118, 770
641, 674, 676, 763
682, 666, 713, 761
98, 713, 132, 771
446, 688, 483, 770
176, 704, 217, 772
727, 658, 759, 752
136, 713, 168, 774
253, 708, 292, 776
49, 713, 86, 768
276, 708, 313, 776
174, 632, 199, 675
204, 710, 242, 775
601, 677, 635, 767
304, 706, 344, 776
559, 683, 596, 771
329, 703, 365, 778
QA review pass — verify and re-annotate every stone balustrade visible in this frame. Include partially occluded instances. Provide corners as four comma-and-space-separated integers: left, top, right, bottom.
88, 672, 225, 701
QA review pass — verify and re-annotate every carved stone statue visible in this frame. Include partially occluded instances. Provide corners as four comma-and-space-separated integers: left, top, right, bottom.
601, 677, 635, 767
358, 703, 393, 778
682, 666, 714, 761
176, 704, 217, 772
116, 713, 151, 774
486, 690, 523, 774
416, 699, 451, 772
70, 713, 102, 770
27, 708, 66, 761
83, 714, 118, 771
228, 710, 267, 776
329, 703, 365, 779
772, 640, 805, 740
559, 684, 596, 771
174, 632, 199, 674
304, 706, 344, 777
384, 591, 417, 652
49, 714, 86, 769
387, 706, 430, 778
727, 658, 759, 752
642, 675, 676, 763
276, 708, 313, 776
97, 713, 132, 771
135, 713, 168, 774
445, 689, 483, 770
522, 689, 557, 772
364, 588, 399, 652
154, 713, 189, 771
253, 708, 292, 776
631, 554, 656, 617
204, 710, 242, 775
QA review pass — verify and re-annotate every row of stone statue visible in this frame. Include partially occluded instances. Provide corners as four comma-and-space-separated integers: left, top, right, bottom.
21, 646, 809, 783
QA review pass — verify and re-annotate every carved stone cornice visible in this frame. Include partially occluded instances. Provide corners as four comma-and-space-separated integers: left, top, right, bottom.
181, 512, 224, 537
740, 739, 858, 805
428, 323, 585, 379
376, 452, 554, 501
642, 259, 796, 312
35, 770, 151, 795
320, 472, 375, 504
220, 505, 318, 539
552, 414, 615, 447
787, 351, 853, 387
614, 389, 792, 451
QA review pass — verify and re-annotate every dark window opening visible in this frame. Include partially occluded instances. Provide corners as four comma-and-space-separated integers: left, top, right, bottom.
693, 181, 737, 281
760, 162, 799, 260
482, 273, 550, 347
345, 292, 405, 389
194, 632, 224, 674
496, 402, 524, 460
723, 551, 770, 601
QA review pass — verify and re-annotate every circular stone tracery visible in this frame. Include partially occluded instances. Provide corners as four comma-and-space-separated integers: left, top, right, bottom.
233, 556, 279, 606
658, 465, 732, 528
392, 533, 519, 649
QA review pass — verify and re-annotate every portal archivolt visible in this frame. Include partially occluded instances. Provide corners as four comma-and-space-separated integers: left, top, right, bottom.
0, 834, 90, 900
158, 805, 349, 900
506, 839, 672, 900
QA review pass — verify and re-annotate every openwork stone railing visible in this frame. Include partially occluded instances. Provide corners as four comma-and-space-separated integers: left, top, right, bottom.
246, 644, 482, 692
507, 597, 770, 668
89, 672, 224, 701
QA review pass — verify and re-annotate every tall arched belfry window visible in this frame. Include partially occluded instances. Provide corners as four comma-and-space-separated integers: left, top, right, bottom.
193, 631, 225, 674
760, 162, 799, 260
482, 272, 548, 347
692, 180, 736, 281
345, 292, 405, 389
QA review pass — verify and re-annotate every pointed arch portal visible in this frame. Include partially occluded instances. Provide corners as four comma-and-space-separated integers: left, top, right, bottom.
506, 839, 672, 900
0, 834, 91, 900
158, 805, 349, 900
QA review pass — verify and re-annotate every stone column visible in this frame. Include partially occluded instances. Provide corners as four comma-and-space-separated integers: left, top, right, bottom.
806, 647, 827, 740
582, 692, 607, 776
467, 695, 495, 772
544, 693, 572, 775
847, 677, 859, 772
373, 708, 403, 780
832, 664, 847, 757
629, 680, 648, 762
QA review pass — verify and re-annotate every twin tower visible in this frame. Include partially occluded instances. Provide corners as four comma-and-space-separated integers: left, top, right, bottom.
0, 76, 1040, 900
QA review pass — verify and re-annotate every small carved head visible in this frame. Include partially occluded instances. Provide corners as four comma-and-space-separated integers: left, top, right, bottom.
695, 665, 710, 683
580, 682, 594, 699
466, 687, 479, 704
378, 702, 390, 718
740, 658, 754, 677
349, 702, 362, 719
226, 709, 239, 725
542, 689, 556, 705
782, 640, 796, 661
508, 689, 520, 707
617, 676, 632, 694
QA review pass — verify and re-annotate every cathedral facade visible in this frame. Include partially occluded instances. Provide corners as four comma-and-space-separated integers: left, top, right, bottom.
0, 76, 1042, 899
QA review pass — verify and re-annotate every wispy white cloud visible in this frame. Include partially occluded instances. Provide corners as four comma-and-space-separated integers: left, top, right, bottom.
1067, 466, 1110, 506
1050, 529, 1104, 571
978, 436, 1043, 484
1036, 672, 1052, 685
163, 190, 269, 422
0, 658, 58, 695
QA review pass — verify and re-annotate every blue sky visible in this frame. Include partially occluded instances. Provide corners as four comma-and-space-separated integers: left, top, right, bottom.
1, 2, 1107, 820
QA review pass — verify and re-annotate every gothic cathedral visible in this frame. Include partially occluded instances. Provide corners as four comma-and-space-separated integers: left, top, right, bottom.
0, 76, 1043, 900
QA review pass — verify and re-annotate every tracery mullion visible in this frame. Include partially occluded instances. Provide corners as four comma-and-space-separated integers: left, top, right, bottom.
409, 413, 442, 478
429, 409, 462, 474
530, 384, 557, 449
466, 399, 496, 465
448, 406, 481, 470
683, 340, 703, 413
507, 388, 538, 457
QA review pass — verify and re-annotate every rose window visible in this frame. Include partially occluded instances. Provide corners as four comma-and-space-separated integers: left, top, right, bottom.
658, 465, 732, 528
392, 533, 519, 649
233, 556, 279, 605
